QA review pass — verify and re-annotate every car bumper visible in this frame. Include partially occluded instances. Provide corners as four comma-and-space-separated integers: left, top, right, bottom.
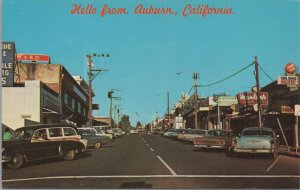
233, 148, 275, 153
195, 144, 225, 149
2, 155, 11, 163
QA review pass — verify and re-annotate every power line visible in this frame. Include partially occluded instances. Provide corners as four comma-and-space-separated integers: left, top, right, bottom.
259, 65, 274, 82
197, 62, 254, 87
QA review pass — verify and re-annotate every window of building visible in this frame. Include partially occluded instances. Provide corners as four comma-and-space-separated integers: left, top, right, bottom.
83, 107, 86, 117
64, 93, 69, 105
78, 102, 81, 113
71, 97, 76, 110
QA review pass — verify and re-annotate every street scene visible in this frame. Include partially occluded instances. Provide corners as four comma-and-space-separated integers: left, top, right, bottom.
2, 0, 300, 189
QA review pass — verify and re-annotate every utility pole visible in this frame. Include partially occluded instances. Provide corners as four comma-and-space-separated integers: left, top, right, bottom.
193, 72, 199, 129
167, 92, 170, 128
254, 56, 262, 128
108, 89, 121, 126
86, 53, 109, 127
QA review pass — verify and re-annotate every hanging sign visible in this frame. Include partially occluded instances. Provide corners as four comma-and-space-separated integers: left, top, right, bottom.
2, 42, 15, 87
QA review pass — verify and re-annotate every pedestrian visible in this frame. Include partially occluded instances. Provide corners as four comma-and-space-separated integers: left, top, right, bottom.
3, 128, 12, 141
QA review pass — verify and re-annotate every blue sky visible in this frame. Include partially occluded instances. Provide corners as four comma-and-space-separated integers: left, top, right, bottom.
2, 0, 300, 125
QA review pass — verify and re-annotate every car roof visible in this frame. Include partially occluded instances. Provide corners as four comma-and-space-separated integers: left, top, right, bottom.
243, 127, 273, 131
15, 124, 77, 131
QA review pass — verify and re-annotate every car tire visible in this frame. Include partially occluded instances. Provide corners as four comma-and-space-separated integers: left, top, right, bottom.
7, 153, 25, 169
63, 149, 76, 161
94, 142, 101, 149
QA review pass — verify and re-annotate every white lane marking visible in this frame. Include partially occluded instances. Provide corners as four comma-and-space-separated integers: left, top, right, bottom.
3, 175, 300, 182
156, 155, 177, 176
266, 156, 281, 172
150, 148, 154, 152
146, 143, 150, 146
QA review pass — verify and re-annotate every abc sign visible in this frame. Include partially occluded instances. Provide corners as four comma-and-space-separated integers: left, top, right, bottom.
285, 63, 296, 75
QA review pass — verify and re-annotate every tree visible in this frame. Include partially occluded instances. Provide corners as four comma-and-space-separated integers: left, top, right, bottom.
119, 115, 131, 132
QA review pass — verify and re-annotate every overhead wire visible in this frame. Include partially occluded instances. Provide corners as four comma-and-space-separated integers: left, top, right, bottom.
197, 62, 255, 87
259, 65, 275, 82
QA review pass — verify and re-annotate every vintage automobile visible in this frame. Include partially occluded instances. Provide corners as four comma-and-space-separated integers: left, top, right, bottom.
194, 129, 234, 150
77, 128, 111, 148
168, 129, 186, 139
183, 129, 208, 143
177, 129, 193, 141
2, 124, 86, 169
113, 128, 123, 138
91, 126, 113, 139
229, 127, 280, 158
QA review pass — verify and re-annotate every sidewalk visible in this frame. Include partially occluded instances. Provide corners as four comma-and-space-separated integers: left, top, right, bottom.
279, 145, 300, 158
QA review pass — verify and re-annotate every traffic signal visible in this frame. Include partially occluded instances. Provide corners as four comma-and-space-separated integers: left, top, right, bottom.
108, 91, 113, 98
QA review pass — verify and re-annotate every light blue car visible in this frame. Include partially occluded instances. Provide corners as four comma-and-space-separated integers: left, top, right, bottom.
230, 127, 280, 158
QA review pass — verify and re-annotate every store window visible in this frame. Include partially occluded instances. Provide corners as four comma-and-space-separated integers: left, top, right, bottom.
72, 97, 76, 110
78, 102, 81, 113
64, 93, 69, 105
83, 107, 86, 117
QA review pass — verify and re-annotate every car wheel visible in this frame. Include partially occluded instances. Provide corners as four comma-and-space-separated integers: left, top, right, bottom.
63, 149, 76, 161
94, 142, 101, 149
7, 153, 25, 169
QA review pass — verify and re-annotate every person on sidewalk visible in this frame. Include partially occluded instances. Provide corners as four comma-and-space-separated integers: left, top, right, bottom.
3, 128, 12, 141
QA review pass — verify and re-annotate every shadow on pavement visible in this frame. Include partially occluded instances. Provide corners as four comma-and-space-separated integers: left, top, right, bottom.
119, 181, 152, 189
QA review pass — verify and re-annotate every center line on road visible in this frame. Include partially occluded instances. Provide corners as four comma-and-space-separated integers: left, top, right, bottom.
150, 148, 154, 152
156, 155, 177, 176
266, 156, 281, 172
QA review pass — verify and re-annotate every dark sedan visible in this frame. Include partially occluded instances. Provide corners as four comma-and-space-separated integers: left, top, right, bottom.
2, 124, 86, 169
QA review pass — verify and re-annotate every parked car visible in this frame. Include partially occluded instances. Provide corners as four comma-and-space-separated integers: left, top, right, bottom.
113, 128, 123, 138
92, 126, 115, 138
92, 126, 113, 139
77, 128, 111, 148
182, 129, 208, 143
163, 129, 176, 137
2, 124, 86, 169
229, 127, 280, 158
194, 129, 234, 150
129, 129, 138, 135
168, 129, 186, 139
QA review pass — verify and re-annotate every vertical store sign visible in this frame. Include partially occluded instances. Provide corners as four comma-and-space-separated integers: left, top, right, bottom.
2, 42, 15, 87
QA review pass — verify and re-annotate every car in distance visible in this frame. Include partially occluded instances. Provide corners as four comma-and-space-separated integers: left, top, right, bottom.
194, 129, 234, 150
91, 126, 113, 139
129, 129, 138, 135
2, 124, 86, 169
77, 128, 111, 148
229, 127, 280, 158
113, 128, 123, 138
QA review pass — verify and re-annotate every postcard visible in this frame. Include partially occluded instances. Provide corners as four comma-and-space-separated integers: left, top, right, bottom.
1, 0, 300, 189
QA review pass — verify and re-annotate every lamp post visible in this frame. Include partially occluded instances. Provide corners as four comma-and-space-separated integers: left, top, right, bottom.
86, 53, 109, 127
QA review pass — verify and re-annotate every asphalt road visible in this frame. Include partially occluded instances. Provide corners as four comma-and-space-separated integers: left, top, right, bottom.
2, 134, 300, 189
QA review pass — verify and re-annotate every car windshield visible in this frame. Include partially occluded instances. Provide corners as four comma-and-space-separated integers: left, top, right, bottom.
207, 130, 230, 137
11, 129, 34, 140
242, 129, 274, 137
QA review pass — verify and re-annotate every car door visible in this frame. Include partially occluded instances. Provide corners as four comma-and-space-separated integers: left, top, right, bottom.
30, 129, 54, 160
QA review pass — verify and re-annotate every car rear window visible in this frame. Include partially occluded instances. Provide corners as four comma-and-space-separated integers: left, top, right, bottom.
242, 130, 273, 137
